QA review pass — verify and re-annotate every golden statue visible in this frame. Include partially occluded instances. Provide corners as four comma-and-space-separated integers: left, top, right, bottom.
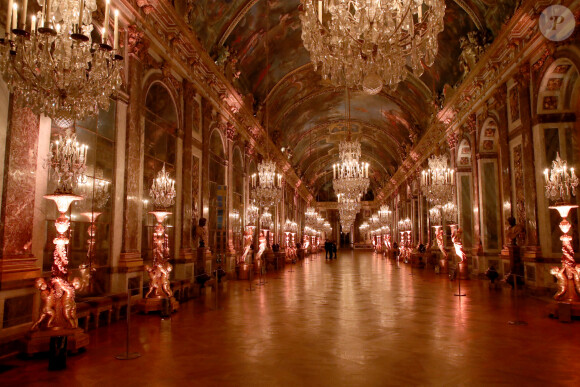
31, 278, 56, 330
240, 227, 254, 264
451, 225, 467, 263
145, 262, 173, 298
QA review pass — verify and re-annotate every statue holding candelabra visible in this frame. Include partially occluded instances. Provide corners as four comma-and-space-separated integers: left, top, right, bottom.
422, 155, 455, 275
544, 153, 580, 308
139, 164, 178, 314
27, 130, 90, 355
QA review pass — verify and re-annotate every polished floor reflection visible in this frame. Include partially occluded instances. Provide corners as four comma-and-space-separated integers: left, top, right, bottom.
2, 250, 579, 386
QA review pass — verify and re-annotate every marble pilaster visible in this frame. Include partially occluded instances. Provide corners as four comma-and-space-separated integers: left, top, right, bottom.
0, 104, 40, 281
468, 114, 483, 256
179, 84, 195, 260
517, 64, 541, 257
493, 85, 512, 248
120, 55, 145, 268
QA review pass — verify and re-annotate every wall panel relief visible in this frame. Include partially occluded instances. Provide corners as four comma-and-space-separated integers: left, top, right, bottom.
512, 144, 526, 228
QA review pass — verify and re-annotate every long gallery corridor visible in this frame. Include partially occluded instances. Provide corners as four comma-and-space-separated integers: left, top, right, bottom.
1, 250, 579, 386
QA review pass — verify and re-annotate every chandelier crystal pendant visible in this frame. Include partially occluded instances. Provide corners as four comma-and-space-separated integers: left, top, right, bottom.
299, 0, 445, 94
0, 0, 123, 128
251, 159, 283, 208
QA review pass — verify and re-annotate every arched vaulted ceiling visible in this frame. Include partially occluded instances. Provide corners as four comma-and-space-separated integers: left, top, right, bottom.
182, 0, 517, 199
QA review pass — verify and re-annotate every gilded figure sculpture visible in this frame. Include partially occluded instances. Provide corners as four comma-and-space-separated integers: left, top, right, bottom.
194, 217, 208, 248
451, 225, 467, 263
435, 227, 449, 260
31, 278, 56, 330
240, 227, 254, 264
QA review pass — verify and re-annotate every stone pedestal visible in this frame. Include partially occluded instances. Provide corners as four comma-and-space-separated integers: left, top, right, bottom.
237, 263, 253, 280
174, 251, 195, 283
196, 248, 212, 275
501, 245, 524, 286
137, 296, 179, 314
457, 261, 469, 280
438, 256, 449, 274
25, 328, 89, 355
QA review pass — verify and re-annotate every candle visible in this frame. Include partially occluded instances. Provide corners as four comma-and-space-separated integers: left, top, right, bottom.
113, 9, 119, 50
103, 0, 110, 43
544, 169, 549, 184
5, 0, 13, 37
12, 3, 17, 30
101, 27, 105, 44
78, 0, 84, 32
45, 0, 51, 26
39, 0, 45, 27
31, 15, 35, 33
21, 0, 27, 29
318, 0, 322, 23
418, 4, 422, 22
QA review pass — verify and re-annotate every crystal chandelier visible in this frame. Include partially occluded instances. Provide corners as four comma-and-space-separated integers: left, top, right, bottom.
421, 154, 455, 207
260, 209, 273, 230
77, 177, 110, 209
333, 88, 369, 204
544, 153, 578, 203
337, 192, 360, 230
149, 164, 176, 209
429, 206, 441, 225
247, 201, 259, 226
333, 138, 370, 200
441, 202, 457, 223
251, 159, 283, 208
378, 204, 392, 226
398, 218, 412, 231
45, 129, 88, 193
299, 0, 445, 94
305, 206, 318, 226
0, 0, 123, 128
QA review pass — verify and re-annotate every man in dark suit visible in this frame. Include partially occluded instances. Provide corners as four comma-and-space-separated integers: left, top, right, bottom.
325, 240, 330, 260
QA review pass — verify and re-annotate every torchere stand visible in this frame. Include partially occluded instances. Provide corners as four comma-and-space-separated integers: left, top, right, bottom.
138, 211, 179, 314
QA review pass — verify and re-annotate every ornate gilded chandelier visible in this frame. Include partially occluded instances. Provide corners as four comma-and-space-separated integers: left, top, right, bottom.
247, 201, 259, 226
305, 206, 318, 226
46, 129, 88, 193
251, 159, 283, 208
337, 193, 360, 230
0, 0, 123, 127
421, 154, 454, 207
333, 89, 369, 206
378, 204, 392, 226
149, 164, 176, 209
544, 152, 578, 203
299, 0, 445, 94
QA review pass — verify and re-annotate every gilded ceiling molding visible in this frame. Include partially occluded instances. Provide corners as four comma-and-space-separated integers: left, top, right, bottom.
377, 0, 569, 203
217, 0, 261, 47
453, 0, 485, 31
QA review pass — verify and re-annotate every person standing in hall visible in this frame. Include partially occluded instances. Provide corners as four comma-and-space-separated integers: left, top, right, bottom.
325, 240, 330, 260
332, 241, 337, 259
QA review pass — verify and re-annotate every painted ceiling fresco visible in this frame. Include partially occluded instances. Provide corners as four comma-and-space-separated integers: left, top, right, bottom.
183, 0, 518, 198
